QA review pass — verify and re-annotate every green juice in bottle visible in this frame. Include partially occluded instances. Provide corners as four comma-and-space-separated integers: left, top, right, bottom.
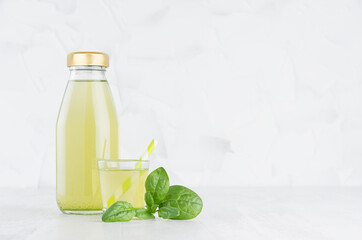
56, 52, 119, 214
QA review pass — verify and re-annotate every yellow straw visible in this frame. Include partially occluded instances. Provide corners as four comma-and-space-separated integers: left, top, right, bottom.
106, 139, 157, 207
136, 139, 157, 168
102, 139, 107, 159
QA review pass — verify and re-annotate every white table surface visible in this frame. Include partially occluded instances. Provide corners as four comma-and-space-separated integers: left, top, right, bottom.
1, 187, 362, 240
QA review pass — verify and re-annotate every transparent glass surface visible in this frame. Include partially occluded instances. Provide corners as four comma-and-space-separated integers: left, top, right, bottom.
98, 160, 149, 211
56, 66, 120, 215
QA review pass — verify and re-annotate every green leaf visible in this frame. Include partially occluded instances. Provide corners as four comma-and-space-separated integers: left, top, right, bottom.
146, 203, 158, 214
160, 185, 203, 220
145, 191, 154, 207
102, 201, 136, 222
135, 208, 155, 220
158, 206, 180, 219
145, 191, 158, 213
145, 167, 169, 204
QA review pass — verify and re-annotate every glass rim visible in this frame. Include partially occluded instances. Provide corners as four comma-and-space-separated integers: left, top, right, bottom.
97, 159, 150, 170
97, 159, 149, 163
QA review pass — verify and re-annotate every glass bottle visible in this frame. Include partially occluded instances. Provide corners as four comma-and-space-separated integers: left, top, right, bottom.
56, 52, 120, 214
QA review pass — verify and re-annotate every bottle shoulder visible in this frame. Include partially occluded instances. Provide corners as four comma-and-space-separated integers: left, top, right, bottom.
57, 80, 119, 123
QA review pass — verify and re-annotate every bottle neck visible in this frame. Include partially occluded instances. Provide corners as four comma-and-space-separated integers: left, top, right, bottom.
69, 66, 107, 81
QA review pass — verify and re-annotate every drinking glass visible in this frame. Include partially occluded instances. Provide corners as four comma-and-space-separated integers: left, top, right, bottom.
98, 160, 149, 211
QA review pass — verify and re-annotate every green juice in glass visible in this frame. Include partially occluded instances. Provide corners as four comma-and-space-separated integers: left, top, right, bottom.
99, 169, 148, 209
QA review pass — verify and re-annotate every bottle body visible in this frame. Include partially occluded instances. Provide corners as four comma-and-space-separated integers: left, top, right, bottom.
56, 66, 119, 214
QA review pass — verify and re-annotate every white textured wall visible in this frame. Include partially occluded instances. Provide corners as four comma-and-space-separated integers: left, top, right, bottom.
1, 0, 362, 187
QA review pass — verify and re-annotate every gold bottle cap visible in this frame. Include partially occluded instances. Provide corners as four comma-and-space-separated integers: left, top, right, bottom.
67, 52, 109, 67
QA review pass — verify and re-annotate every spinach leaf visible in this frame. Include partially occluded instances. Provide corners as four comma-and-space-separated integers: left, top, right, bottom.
101, 168, 203, 222
145, 167, 169, 204
145, 191, 158, 213
102, 201, 135, 222
159, 185, 203, 220
135, 208, 155, 220
158, 206, 180, 219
